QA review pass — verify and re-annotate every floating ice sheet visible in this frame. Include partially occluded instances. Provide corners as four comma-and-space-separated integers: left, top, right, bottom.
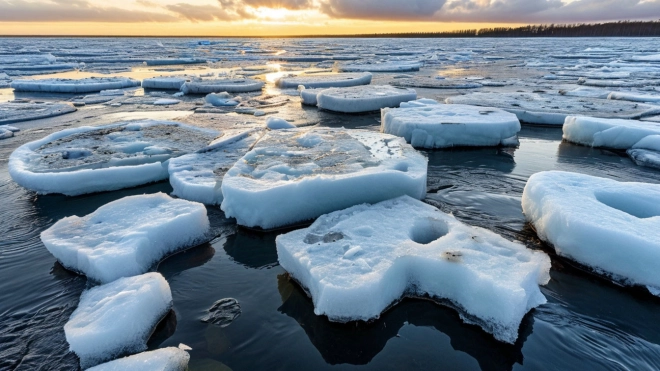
563, 116, 660, 149
65, 273, 173, 368
522, 171, 660, 295
382, 103, 521, 148
608, 91, 660, 103
9, 120, 218, 196
87, 347, 190, 371
181, 78, 264, 94
142, 77, 187, 90
317, 85, 417, 113
221, 128, 427, 229
0, 102, 76, 125
338, 61, 423, 73
275, 73, 372, 89
391, 77, 482, 89
277, 196, 550, 344
11, 77, 140, 93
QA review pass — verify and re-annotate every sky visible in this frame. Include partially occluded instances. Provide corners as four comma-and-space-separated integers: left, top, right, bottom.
0, 0, 659, 36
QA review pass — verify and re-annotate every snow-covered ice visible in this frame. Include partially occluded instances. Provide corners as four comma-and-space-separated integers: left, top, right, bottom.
11, 77, 140, 93
0, 102, 76, 125
446, 92, 660, 126
153, 99, 180, 106
391, 77, 482, 89
275, 72, 372, 89
317, 85, 417, 113
40, 193, 210, 283
266, 117, 296, 129
277, 196, 551, 344
181, 78, 264, 94
168, 129, 263, 205
382, 103, 521, 148
87, 347, 190, 371
339, 61, 423, 73
205, 92, 239, 106
559, 87, 612, 99
221, 128, 427, 229
9, 120, 218, 196
0, 128, 13, 140
522, 171, 660, 295
64, 273, 173, 368
142, 77, 187, 90
300, 88, 323, 106
608, 91, 660, 103
563, 116, 660, 149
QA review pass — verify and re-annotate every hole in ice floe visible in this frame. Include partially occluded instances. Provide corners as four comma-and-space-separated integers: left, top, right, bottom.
409, 218, 449, 245
595, 191, 660, 219
394, 163, 409, 172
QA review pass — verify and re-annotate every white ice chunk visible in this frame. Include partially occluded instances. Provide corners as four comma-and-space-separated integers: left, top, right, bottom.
153, 99, 180, 106
608, 91, 660, 103
142, 77, 187, 90
300, 88, 323, 106
563, 116, 660, 149
382, 103, 521, 148
9, 120, 218, 196
399, 98, 441, 108
11, 77, 140, 93
221, 128, 427, 229
40, 193, 210, 283
628, 148, 660, 170
205, 92, 239, 106
266, 116, 296, 129
65, 273, 173, 368
559, 87, 612, 99
317, 85, 417, 113
0, 128, 13, 140
522, 171, 660, 295
181, 78, 264, 94
276, 72, 372, 89
277, 196, 551, 344
87, 347, 190, 371
339, 61, 423, 73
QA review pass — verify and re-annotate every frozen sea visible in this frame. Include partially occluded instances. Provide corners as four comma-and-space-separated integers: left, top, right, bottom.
2, 37, 660, 370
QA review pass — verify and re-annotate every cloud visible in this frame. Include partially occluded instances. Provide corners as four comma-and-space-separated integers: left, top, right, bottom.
241, 0, 313, 10
320, 0, 448, 21
166, 3, 252, 22
0, 0, 178, 22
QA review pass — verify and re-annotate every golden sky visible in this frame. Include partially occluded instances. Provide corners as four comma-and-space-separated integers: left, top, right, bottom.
0, 0, 657, 36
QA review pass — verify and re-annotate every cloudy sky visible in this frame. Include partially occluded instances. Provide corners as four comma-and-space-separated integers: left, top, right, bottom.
0, 0, 658, 35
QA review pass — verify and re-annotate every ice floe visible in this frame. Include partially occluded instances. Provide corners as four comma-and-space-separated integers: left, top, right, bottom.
317, 85, 417, 113
64, 273, 173, 368
276, 196, 551, 344
87, 347, 190, 371
266, 116, 296, 129
300, 88, 323, 106
0, 128, 13, 140
339, 61, 423, 73
391, 77, 482, 89
522, 171, 660, 295
10, 77, 140, 93
563, 116, 660, 149
153, 98, 180, 106
145, 58, 206, 66
275, 72, 372, 89
205, 92, 239, 106
608, 91, 660, 103
142, 77, 188, 90
181, 78, 264, 94
9, 120, 218, 196
382, 103, 521, 148
0, 101, 76, 125
40, 193, 210, 283
221, 128, 427, 229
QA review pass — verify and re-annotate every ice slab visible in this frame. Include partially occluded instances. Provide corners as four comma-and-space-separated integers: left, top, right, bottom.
142, 77, 187, 90
9, 120, 218, 196
181, 78, 264, 94
391, 77, 482, 89
145, 58, 206, 66
277, 196, 550, 344
11, 77, 140, 93
266, 117, 296, 129
275, 73, 372, 89
522, 171, 660, 295
153, 99, 180, 106
446, 92, 660, 126
221, 128, 427, 229
65, 273, 173, 368
87, 347, 190, 371
339, 61, 423, 73
608, 91, 660, 103
41, 193, 210, 283
628, 148, 660, 170
0, 102, 76, 125
300, 88, 323, 106
205, 92, 239, 107
563, 116, 660, 149
0, 128, 13, 140
168, 128, 263, 205
317, 85, 417, 113
382, 103, 521, 148
559, 87, 612, 99
577, 78, 656, 88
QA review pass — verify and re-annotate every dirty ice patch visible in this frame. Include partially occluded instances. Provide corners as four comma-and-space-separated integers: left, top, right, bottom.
181, 78, 264, 94
446, 92, 660, 126
0, 102, 76, 125
317, 85, 417, 113
11, 77, 140, 93
64, 273, 173, 368
40, 193, 210, 283
9, 120, 218, 196
221, 128, 427, 229
522, 171, 660, 295
87, 347, 190, 371
382, 103, 521, 148
275, 72, 372, 89
168, 129, 263, 205
276, 196, 550, 344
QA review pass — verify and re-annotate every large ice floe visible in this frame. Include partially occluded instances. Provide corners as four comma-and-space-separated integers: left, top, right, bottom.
40, 193, 210, 283
275, 72, 372, 89
142, 77, 188, 90
338, 61, 423, 73
10, 77, 140, 93
391, 77, 482, 89
446, 92, 660, 125
221, 128, 427, 229
382, 102, 521, 148
316, 85, 417, 113
9, 120, 218, 196
277, 196, 551, 344
87, 347, 190, 371
522, 171, 660, 296
64, 273, 173, 368
168, 129, 264, 205
0, 102, 76, 125
180, 78, 264, 94
608, 91, 660, 103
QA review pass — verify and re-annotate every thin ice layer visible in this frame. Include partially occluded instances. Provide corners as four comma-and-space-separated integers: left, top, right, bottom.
40, 193, 210, 283
181, 78, 264, 94
11, 77, 140, 93
221, 128, 427, 229
563, 116, 660, 149
391, 77, 482, 89
446, 92, 660, 125
9, 120, 218, 196
317, 85, 417, 113
382, 103, 521, 148
339, 61, 422, 73
275, 72, 372, 89
168, 129, 263, 205
522, 171, 660, 295
276, 196, 550, 344
87, 347, 190, 371
0, 102, 76, 125
65, 273, 173, 368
